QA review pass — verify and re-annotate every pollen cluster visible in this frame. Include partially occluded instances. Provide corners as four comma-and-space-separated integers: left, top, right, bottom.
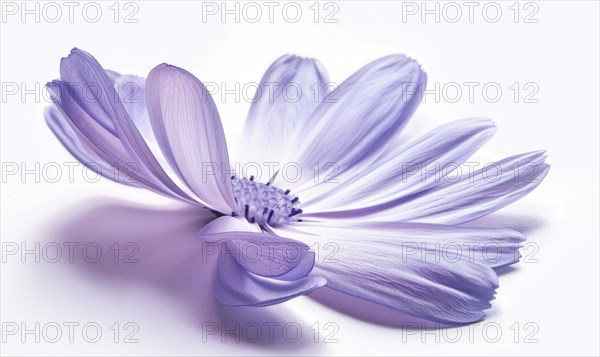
231, 176, 302, 226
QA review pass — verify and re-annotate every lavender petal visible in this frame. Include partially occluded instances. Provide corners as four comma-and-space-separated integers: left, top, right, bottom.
45, 104, 138, 187
275, 55, 425, 190
146, 64, 237, 214
276, 223, 500, 325
241, 55, 329, 167
303, 117, 497, 208
214, 243, 326, 306
203, 231, 315, 279
57, 49, 195, 203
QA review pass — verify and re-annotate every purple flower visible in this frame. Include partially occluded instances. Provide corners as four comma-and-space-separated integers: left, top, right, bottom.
46, 48, 549, 325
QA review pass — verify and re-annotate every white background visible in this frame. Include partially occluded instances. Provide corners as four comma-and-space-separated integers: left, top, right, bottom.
1, 0, 599, 355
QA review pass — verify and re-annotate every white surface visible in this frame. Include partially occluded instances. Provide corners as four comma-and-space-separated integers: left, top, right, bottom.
1, 1, 599, 355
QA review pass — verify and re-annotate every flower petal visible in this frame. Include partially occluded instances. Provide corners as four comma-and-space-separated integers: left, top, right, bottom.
276, 55, 425, 190
303, 131, 548, 225
203, 231, 315, 279
198, 215, 260, 236
48, 80, 170, 192
302, 117, 496, 209
283, 221, 525, 269
274, 223, 502, 325
205, 230, 326, 306
113, 74, 195, 193
317, 253, 497, 325
214, 245, 326, 307
114, 75, 152, 143
240, 55, 329, 170
58, 49, 195, 203
146, 64, 237, 213
45, 104, 138, 187
374, 151, 550, 225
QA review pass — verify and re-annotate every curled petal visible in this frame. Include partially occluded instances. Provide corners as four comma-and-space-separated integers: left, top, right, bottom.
204, 231, 315, 279
205, 230, 326, 306
214, 252, 326, 306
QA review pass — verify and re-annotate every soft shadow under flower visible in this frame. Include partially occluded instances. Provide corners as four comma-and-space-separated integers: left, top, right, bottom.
45, 198, 324, 350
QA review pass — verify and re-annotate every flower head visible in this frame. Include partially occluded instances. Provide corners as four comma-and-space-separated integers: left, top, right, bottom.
46, 48, 549, 325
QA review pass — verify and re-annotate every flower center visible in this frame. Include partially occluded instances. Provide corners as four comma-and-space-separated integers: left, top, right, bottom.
231, 176, 302, 226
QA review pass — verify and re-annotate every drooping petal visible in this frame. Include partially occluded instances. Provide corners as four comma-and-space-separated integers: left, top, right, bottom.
146, 64, 237, 214
57, 49, 196, 203
275, 55, 426, 190
240, 55, 329, 170
273, 223, 503, 325
302, 117, 496, 209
